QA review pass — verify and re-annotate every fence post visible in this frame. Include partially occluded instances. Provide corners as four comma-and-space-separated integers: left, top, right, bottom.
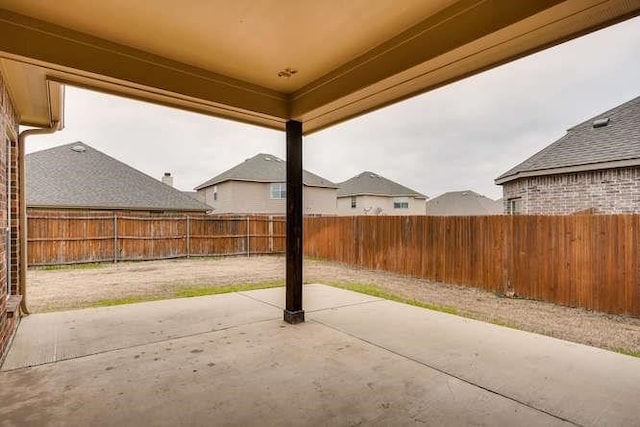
354, 216, 360, 265
268, 215, 274, 253
113, 215, 118, 263
246, 216, 250, 257
150, 217, 155, 260
186, 216, 190, 258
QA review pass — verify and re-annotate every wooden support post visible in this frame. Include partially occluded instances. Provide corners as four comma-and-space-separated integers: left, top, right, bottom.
284, 120, 304, 324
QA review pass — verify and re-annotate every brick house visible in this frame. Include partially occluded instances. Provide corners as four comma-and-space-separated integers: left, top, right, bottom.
496, 95, 640, 214
0, 62, 64, 358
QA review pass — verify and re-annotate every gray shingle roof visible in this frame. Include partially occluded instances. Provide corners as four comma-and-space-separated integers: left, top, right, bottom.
27, 142, 211, 212
194, 153, 337, 190
425, 190, 502, 216
337, 171, 426, 198
496, 95, 640, 184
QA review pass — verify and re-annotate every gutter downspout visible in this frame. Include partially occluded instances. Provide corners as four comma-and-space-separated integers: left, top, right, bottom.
17, 121, 60, 314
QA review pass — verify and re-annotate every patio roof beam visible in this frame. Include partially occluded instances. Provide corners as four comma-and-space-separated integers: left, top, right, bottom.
0, 9, 289, 130
284, 120, 304, 324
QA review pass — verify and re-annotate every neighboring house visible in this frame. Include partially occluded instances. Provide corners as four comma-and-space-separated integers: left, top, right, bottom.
194, 153, 338, 215
27, 142, 211, 216
496, 95, 640, 214
337, 171, 427, 216
425, 190, 502, 216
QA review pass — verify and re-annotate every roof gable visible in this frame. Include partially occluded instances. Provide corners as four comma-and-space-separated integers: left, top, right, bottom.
337, 171, 426, 198
26, 142, 211, 211
496, 95, 640, 184
194, 153, 337, 190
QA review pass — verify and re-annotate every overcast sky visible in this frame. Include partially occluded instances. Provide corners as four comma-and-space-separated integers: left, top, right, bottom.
25, 17, 640, 200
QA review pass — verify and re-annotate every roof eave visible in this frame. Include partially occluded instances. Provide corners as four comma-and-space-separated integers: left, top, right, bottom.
495, 158, 640, 185
196, 178, 338, 190
26, 203, 209, 212
338, 192, 426, 199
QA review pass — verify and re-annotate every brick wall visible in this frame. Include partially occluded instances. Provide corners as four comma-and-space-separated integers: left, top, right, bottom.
502, 167, 640, 214
0, 71, 20, 359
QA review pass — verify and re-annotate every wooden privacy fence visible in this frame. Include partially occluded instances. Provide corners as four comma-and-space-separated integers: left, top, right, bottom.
304, 215, 640, 317
28, 215, 286, 265
27, 213, 640, 316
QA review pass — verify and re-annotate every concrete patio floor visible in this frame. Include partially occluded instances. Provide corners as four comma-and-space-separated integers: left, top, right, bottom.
1, 284, 639, 426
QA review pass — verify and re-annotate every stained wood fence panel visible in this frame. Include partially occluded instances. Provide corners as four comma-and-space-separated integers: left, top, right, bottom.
304, 215, 640, 317
28, 215, 116, 265
28, 215, 286, 265
28, 213, 640, 316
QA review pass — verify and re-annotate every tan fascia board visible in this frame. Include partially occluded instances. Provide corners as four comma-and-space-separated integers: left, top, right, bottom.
47, 80, 64, 129
494, 158, 640, 185
294, 0, 640, 134
292, 0, 566, 126
0, 9, 289, 128
44, 73, 288, 132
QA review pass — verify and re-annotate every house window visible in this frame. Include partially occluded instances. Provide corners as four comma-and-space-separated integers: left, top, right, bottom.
507, 198, 521, 215
351, 196, 357, 208
270, 183, 286, 199
393, 197, 409, 209
213, 185, 218, 201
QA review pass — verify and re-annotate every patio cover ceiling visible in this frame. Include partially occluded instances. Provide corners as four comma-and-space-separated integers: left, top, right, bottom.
1, 0, 639, 134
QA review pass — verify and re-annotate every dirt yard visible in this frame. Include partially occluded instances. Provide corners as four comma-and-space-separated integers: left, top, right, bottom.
27, 256, 640, 356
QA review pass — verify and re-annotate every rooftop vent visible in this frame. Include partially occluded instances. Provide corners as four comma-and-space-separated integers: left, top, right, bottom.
593, 118, 610, 128
70, 144, 86, 152
264, 157, 271, 161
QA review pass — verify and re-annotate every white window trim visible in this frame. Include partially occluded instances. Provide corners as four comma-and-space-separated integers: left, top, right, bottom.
270, 182, 286, 199
393, 197, 409, 209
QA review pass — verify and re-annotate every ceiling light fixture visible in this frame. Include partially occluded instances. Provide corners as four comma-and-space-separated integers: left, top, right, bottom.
277, 67, 298, 78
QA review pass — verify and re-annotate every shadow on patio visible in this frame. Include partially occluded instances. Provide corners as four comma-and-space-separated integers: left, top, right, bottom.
1, 284, 639, 426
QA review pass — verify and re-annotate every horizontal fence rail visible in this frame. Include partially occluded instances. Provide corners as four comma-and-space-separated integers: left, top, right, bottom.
27, 214, 640, 317
27, 215, 286, 265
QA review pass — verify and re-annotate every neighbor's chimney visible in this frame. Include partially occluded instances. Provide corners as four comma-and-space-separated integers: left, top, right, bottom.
162, 172, 173, 187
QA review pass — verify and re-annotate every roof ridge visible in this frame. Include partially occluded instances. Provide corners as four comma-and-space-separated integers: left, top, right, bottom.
194, 153, 337, 190
496, 94, 640, 184
567, 94, 640, 131
337, 170, 426, 198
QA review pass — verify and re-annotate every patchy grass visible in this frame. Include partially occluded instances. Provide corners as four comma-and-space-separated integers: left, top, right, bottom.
324, 280, 530, 332
614, 347, 640, 358
88, 280, 284, 308
39, 262, 104, 271
488, 317, 521, 330
324, 280, 458, 315
173, 281, 283, 298
89, 295, 165, 307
